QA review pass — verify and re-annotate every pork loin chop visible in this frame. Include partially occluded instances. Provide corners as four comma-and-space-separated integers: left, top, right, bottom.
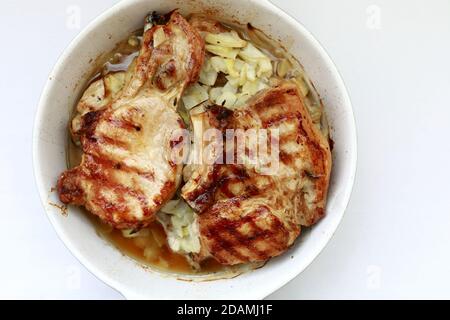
182, 83, 332, 265
58, 11, 205, 229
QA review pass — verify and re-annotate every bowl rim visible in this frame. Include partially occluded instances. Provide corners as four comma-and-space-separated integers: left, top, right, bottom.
32, 0, 357, 299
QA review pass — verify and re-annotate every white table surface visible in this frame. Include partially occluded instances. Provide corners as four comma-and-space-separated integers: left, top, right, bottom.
1, 0, 449, 299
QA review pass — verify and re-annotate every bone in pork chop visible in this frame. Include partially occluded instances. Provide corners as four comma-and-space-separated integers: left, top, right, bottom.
182, 83, 332, 265
57, 11, 205, 229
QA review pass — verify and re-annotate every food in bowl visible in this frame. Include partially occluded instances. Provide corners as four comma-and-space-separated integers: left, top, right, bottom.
57, 10, 332, 275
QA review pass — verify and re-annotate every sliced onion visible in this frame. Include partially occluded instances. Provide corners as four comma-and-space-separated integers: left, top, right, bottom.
205, 31, 247, 48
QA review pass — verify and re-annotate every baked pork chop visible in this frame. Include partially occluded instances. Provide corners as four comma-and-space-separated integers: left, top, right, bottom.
58, 11, 205, 229
182, 83, 332, 265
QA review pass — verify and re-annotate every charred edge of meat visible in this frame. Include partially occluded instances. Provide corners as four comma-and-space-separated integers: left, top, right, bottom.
146, 11, 173, 26
206, 105, 233, 130
80, 110, 103, 136
57, 169, 84, 205
328, 137, 335, 151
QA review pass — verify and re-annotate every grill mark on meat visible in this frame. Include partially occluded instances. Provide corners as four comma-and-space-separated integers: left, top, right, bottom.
170, 135, 184, 149
83, 156, 155, 221
163, 25, 174, 36
262, 113, 297, 129
219, 166, 254, 198
208, 105, 233, 123
91, 190, 127, 219
79, 110, 104, 136
59, 152, 164, 226
97, 135, 128, 149
139, 171, 155, 181
186, 164, 252, 212
91, 155, 156, 177
203, 206, 289, 262
252, 89, 288, 112
186, 164, 222, 211
107, 117, 142, 132
226, 214, 271, 260
279, 151, 293, 164
245, 208, 290, 253
203, 217, 249, 263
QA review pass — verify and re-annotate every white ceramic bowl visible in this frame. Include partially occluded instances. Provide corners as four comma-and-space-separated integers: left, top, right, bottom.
33, 0, 357, 299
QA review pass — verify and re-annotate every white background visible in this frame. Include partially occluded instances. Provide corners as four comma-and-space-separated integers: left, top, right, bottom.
1, 0, 449, 299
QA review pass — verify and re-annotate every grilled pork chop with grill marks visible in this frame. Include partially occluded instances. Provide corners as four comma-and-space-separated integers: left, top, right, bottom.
58, 11, 205, 229
182, 83, 332, 265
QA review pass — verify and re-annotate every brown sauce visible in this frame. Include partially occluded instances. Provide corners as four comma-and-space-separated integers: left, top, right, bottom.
92, 215, 224, 274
